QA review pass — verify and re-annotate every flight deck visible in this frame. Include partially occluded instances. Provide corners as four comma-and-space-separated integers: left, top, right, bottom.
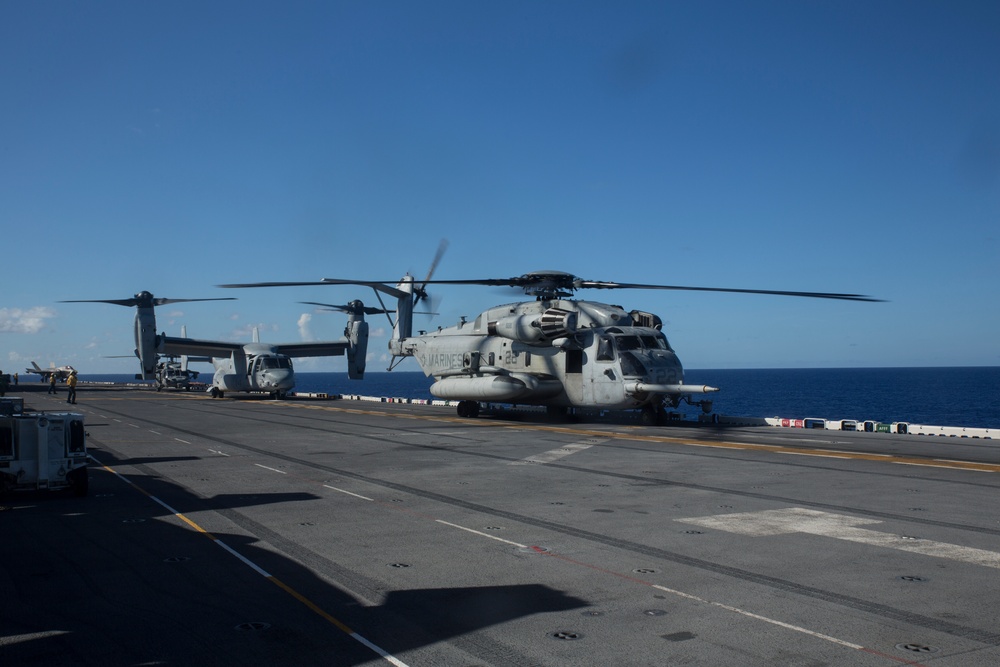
4, 383, 1000, 666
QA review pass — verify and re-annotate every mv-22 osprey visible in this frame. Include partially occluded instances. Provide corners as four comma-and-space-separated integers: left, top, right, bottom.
61, 292, 370, 398
222, 269, 880, 423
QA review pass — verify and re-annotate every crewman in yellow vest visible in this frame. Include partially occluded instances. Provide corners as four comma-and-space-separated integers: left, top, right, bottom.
67, 371, 78, 404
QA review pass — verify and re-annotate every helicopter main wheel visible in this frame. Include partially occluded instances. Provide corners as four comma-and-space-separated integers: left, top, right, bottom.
456, 400, 480, 418
640, 404, 663, 427
210, 387, 223, 398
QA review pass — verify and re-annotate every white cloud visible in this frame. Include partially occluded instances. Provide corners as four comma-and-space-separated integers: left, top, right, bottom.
228, 322, 276, 341
298, 313, 314, 341
0, 307, 56, 333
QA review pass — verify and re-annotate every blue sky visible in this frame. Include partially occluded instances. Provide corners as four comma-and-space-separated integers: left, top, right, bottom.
2, 1, 998, 375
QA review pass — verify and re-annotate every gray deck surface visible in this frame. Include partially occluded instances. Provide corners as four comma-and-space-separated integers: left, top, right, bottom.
4, 383, 1000, 666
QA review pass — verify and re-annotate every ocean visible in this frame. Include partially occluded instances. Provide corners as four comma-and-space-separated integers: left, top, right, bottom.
76, 367, 999, 429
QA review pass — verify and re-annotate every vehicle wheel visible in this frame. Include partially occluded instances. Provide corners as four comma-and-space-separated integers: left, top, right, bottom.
70, 469, 89, 497
210, 387, 220, 398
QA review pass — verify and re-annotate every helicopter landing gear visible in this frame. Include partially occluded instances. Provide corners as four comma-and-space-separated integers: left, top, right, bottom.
681, 395, 714, 414
272, 391, 287, 400
210, 386, 224, 399
456, 400, 480, 418
640, 404, 663, 426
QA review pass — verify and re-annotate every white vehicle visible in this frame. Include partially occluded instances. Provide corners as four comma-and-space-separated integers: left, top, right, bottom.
0, 399, 88, 496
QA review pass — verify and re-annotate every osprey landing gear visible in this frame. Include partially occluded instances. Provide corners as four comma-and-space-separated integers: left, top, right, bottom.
456, 400, 480, 418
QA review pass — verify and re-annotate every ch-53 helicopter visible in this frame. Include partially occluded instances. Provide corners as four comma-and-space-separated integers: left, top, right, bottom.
155, 355, 201, 391
220, 259, 881, 424
61, 291, 370, 399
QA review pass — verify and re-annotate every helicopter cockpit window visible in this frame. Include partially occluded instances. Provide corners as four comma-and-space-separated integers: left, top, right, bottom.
619, 351, 645, 377
641, 335, 668, 350
615, 335, 641, 351
596, 336, 615, 361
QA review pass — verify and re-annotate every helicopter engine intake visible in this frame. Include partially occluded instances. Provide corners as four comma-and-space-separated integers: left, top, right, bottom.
488, 308, 577, 344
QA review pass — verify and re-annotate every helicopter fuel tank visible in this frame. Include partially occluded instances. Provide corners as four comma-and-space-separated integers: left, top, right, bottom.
430, 373, 562, 401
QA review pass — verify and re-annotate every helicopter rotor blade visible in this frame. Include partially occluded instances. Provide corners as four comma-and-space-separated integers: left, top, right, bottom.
414, 238, 449, 306
61, 296, 236, 307
574, 281, 884, 302
60, 298, 146, 307
153, 297, 237, 306
299, 301, 391, 316
381, 274, 883, 302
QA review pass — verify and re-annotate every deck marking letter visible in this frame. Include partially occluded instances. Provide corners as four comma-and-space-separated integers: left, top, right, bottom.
510, 439, 605, 465
679, 507, 1000, 569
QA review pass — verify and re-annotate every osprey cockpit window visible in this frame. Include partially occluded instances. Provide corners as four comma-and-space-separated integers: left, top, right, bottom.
260, 357, 292, 370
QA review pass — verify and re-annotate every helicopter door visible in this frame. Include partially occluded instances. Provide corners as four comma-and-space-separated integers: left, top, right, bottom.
565, 334, 621, 407
249, 357, 261, 389
562, 348, 586, 406
589, 334, 624, 406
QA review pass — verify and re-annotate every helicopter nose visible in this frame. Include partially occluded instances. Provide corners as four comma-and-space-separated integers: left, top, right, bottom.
648, 350, 683, 384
